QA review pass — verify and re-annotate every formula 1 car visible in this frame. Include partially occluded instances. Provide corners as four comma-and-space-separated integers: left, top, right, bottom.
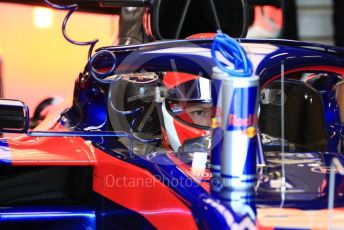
1, 0, 344, 229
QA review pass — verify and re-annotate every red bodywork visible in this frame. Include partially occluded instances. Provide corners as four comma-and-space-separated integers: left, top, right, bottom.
3, 105, 197, 229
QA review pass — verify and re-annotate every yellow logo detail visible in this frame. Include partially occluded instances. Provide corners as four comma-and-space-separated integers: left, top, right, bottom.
211, 118, 221, 128
245, 126, 256, 138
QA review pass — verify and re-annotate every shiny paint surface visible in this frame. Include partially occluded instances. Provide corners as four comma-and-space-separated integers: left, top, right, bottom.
2, 135, 96, 166
95, 194, 156, 229
93, 148, 198, 230
96, 39, 344, 151
0, 206, 96, 230
75, 38, 344, 228
128, 151, 254, 229
2, 38, 344, 229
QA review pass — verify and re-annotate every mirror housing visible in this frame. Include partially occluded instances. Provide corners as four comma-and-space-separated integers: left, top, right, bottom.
150, 0, 249, 40
0, 99, 29, 133
100, 0, 150, 7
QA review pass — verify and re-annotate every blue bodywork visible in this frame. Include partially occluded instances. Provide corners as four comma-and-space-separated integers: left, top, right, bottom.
2, 38, 344, 229
72, 39, 344, 228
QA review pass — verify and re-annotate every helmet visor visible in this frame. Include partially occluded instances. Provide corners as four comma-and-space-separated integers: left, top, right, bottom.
167, 77, 211, 102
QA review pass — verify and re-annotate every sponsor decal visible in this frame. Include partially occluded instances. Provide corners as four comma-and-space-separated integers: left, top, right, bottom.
228, 114, 256, 128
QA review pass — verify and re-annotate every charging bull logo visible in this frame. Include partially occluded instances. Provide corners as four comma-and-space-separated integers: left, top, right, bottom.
227, 114, 257, 138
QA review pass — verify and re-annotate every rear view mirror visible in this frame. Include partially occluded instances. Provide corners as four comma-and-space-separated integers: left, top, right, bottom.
0, 99, 29, 133
151, 0, 249, 39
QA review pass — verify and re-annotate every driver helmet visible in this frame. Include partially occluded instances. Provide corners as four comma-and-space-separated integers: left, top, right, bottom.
158, 72, 212, 152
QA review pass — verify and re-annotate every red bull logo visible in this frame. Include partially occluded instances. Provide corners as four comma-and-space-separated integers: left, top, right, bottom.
228, 114, 257, 128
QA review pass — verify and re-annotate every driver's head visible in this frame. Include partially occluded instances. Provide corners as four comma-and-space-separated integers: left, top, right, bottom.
171, 101, 211, 127
158, 72, 212, 152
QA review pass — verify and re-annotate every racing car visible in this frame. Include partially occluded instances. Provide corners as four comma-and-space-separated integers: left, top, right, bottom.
1, 0, 344, 229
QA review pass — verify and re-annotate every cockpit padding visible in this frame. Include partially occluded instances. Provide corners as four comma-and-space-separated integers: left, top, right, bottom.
259, 80, 328, 151
108, 77, 161, 139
